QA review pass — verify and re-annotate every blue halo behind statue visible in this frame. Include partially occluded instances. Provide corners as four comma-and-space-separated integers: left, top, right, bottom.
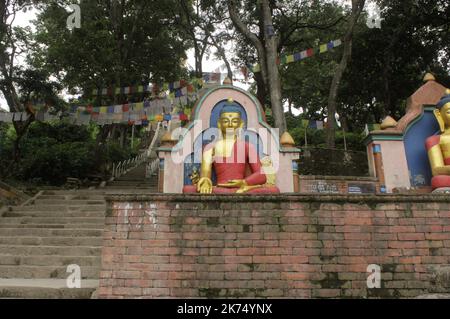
436, 94, 450, 109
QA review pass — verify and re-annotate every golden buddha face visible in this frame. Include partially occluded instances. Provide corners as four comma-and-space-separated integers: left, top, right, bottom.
218, 112, 243, 136
434, 103, 450, 133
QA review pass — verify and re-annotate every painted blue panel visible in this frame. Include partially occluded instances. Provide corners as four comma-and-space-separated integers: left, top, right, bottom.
373, 145, 382, 154
404, 109, 440, 186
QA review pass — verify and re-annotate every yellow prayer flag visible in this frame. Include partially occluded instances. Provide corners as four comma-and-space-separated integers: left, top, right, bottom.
320, 44, 328, 53
286, 55, 294, 63
135, 102, 144, 111
100, 107, 107, 114
115, 87, 121, 95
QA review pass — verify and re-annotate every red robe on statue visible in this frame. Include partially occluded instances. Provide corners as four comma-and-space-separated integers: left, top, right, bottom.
425, 135, 450, 189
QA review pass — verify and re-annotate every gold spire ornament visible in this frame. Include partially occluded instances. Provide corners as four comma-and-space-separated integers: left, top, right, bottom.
423, 73, 436, 82
380, 116, 398, 130
280, 132, 296, 147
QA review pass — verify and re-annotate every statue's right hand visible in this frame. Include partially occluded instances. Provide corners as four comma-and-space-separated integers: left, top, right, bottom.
197, 177, 213, 194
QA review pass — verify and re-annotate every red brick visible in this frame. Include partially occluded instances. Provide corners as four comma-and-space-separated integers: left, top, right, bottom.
112, 287, 142, 296
253, 240, 279, 247
426, 233, 450, 240
398, 233, 425, 241
236, 247, 264, 256
416, 225, 443, 232
390, 226, 416, 233
142, 288, 170, 297
313, 289, 341, 298
265, 247, 292, 255
253, 255, 281, 264
344, 233, 371, 240
398, 256, 421, 264
225, 255, 252, 264
388, 241, 416, 249
281, 256, 309, 264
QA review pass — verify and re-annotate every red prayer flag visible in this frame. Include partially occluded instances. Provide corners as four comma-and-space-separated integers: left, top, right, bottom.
122, 104, 130, 112
307, 48, 314, 57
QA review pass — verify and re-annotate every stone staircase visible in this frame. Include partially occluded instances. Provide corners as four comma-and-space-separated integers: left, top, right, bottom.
106, 162, 158, 191
0, 190, 106, 299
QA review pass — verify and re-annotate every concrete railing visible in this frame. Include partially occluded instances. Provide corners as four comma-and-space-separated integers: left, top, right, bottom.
111, 151, 147, 179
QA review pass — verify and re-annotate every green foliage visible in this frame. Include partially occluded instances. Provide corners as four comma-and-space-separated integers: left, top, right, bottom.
288, 119, 366, 152
0, 121, 138, 186
105, 142, 138, 164
32, 0, 190, 100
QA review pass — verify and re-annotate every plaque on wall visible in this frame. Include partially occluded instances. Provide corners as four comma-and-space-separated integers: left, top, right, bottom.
348, 183, 376, 194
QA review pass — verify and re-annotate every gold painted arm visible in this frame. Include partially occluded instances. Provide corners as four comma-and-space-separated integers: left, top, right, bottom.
428, 145, 445, 176
434, 166, 450, 176
197, 148, 214, 193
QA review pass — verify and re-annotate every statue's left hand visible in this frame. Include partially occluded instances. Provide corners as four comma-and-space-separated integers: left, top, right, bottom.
218, 179, 247, 188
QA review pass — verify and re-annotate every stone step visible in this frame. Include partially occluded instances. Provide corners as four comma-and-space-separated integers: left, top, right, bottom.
0, 245, 101, 256
105, 185, 157, 190
0, 285, 96, 299
37, 195, 106, 201
11, 205, 106, 212
0, 217, 105, 225
0, 265, 99, 279
0, 236, 103, 246
107, 181, 156, 185
0, 255, 101, 267
33, 199, 105, 206
42, 190, 106, 195
0, 224, 104, 230
0, 228, 103, 237
4, 211, 105, 218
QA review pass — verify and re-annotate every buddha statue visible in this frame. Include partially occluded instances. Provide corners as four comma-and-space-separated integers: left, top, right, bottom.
426, 89, 450, 191
183, 102, 280, 194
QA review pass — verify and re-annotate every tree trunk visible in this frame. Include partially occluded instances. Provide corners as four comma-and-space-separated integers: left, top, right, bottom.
228, 0, 285, 134
260, 0, 286, 134
254, 71, 268, 109
326, 0, 365, 148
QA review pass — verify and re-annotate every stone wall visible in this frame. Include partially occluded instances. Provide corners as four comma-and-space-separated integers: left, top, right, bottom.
98, 194, 450, 299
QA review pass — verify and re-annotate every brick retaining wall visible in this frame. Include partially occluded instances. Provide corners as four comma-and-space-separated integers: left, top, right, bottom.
98, 194, 450, 299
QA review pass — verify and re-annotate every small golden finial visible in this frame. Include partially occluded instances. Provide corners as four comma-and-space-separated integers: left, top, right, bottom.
446, 88, 450, 95
380, 116, 398, 130
280, 132, 296, 147
423, 73, 436, 82
223, 77, 232, 85
227, 98, 234, 104
161, 131, 178, 147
